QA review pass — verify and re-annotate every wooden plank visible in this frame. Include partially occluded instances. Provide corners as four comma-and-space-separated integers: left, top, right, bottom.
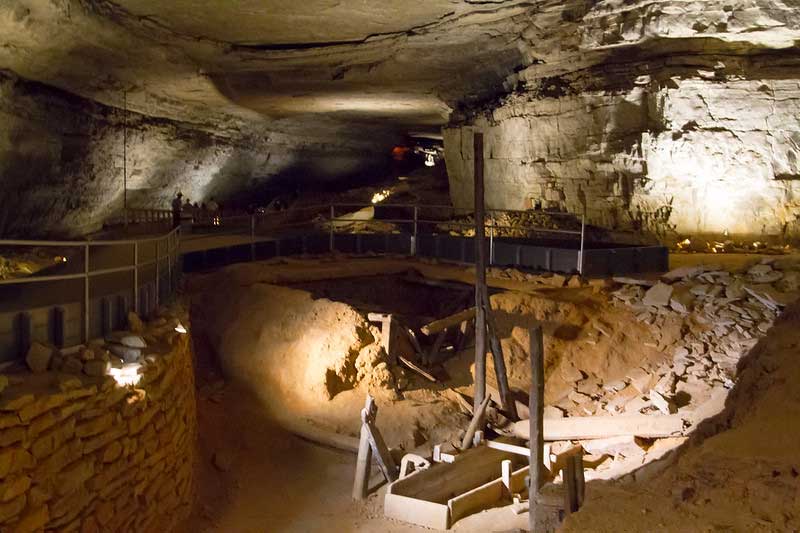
398, 355, 437, 383
461, 395, 491, 450
352, 423, 373, 500
448, 477, 504, 525
364, 421, 397, 482
487, 440, 530, 458
420, 307, 476, 336
384, 493, 450, 531
509, 464, 530, 494
511, 414, 688, 441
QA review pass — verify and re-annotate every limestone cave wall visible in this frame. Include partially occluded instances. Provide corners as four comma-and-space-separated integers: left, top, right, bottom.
0, 71, 396, 238
443, 0, 800, 243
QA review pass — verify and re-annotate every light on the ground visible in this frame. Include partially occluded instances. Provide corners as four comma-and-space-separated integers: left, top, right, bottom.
175, 323, 188, 334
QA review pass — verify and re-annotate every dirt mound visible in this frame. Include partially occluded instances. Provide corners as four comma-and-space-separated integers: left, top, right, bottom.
193, 280, 466, 451
488, 290, 667, 410
560, 302, 800, 532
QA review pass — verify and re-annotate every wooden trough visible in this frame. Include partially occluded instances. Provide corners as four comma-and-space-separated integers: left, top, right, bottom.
384, 445, 528, 530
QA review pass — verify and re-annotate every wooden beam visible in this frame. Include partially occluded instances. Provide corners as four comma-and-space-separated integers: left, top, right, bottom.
511, 414, 688, 441
529, 324, 545, 533
362, 395, 398, 482
398, 355, 438, 383
486, 307, 517, 420
474, 131, 487, 414
461, 394, 491, 450
420, 307, 476, 336
367, 313, 395, 360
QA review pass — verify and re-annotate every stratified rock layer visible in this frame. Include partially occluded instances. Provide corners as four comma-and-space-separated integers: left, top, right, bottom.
444, 0, 800, 242
0, 71, 395, 237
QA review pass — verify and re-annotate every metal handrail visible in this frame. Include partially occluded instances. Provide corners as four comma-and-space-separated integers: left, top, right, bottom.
107, 202, 587, 274
0, 227, 181, 343
249, 202, 588, 273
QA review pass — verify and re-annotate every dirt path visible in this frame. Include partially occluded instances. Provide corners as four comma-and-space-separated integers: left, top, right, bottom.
182, 338, 528, 533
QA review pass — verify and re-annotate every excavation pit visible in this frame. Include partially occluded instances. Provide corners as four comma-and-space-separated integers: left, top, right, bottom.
187, 255, 792, 527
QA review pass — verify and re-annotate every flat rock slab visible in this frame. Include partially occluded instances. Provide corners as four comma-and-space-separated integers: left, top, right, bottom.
643, 282, 674, 307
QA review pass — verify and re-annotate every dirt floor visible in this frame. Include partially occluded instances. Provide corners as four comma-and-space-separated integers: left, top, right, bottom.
184, 318, 528, 533
183, 252, 800, 532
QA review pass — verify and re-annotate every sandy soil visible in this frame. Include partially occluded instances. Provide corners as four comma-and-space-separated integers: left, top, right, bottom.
183, 326, 528, 533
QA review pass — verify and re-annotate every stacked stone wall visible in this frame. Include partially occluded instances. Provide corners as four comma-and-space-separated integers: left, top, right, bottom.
0, 311, 196, 532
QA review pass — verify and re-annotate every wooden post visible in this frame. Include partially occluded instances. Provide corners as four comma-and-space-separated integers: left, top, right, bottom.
461, 394, 491, 450
529, 324, 545, 531
473, 131, 487, 414
563, 454, 579, 515
362, 395, 398, 482
353, 410, 374, 500
83, 243, 90, 343
485, 298, 518, 421
573, 453, 585, 509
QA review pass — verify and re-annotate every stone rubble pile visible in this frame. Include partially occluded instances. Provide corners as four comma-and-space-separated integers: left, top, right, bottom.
437, 210, 602, 240
0, 310, 196, 533
544, 258, 799, 481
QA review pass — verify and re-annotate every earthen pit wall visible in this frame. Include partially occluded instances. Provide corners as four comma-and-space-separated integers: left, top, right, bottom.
0, 320, 196, 533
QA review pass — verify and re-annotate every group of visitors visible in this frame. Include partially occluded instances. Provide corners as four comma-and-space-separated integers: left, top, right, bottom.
171, 192, 221, 228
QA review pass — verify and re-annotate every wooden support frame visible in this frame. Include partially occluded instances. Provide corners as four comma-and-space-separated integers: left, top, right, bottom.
352, 395, 398, 500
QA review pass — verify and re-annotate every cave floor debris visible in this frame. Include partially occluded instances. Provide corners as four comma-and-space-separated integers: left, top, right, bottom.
184, 252, 800, 531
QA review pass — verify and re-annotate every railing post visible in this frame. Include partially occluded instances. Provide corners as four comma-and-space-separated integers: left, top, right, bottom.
155, 239, 160, 311
133, 241, 139, 314
578, 211, 586, 275
329, 205, 335, 253
84, 243, 90, 343
411, 205, 419, 256
489, 214, 495, 266
250, 215, 256, 261
167, 232, 172, 297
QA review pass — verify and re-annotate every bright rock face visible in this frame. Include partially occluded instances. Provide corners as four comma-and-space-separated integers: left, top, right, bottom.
0, 0, 533, 236
444, 0, 800, 241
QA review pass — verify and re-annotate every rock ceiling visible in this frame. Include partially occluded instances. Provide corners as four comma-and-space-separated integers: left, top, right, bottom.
2, 1, 799, 137
0, 0, 540, 137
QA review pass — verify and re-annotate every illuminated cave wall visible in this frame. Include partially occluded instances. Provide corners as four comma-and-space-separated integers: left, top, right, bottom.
443, 1, 800, 242
0, 71, 395, 238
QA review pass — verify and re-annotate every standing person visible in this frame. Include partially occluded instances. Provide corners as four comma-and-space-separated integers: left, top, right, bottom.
183, 197, 193, 223
171, 192, 183, 228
